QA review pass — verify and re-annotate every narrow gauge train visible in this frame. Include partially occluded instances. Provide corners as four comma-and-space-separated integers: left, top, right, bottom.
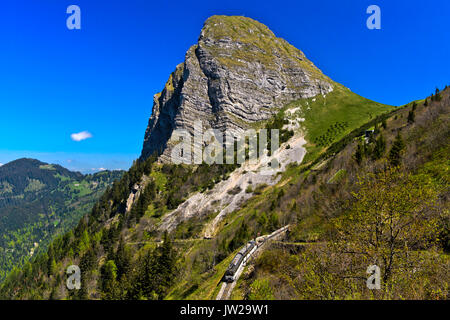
223, 240, 257, 283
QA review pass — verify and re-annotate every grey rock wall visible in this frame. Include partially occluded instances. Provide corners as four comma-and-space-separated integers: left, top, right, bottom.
141, 15, 333, 162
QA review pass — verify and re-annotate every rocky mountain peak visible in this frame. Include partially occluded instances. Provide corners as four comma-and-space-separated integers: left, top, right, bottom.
200, 15, 276, 42
140, 15, 334, 161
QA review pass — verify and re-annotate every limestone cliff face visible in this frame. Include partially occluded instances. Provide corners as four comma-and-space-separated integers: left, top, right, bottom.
140, 15, 334, 161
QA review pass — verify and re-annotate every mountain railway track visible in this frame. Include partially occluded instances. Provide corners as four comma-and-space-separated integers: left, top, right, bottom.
215, 225, 289, 300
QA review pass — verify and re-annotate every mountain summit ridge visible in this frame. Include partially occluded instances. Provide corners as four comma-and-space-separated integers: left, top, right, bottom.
140, 15, 334, 161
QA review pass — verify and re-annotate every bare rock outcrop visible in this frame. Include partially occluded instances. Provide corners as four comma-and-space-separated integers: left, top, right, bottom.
140, 15, 333, 161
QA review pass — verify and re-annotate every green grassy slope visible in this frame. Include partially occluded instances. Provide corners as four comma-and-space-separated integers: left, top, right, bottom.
292, 84, 394, 164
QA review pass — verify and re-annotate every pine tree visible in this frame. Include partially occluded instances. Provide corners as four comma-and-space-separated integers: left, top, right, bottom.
229, 223, 250, 252
47, 244, 55, 277
407, 110, 415, 124
258, 212, 269, 231
389, 133, 405, 166
80, 248, 96, 272
156, 232, 177, 295
269, 212, 280, 230
115, 237, 131, 278
133, 231, 178, 300
49, 259, 57, 277
49, 288, 58, 300
424, 98, 428, 107
435, 87, 442, 101
269, 199, 276, 211
354, 141, 365, 165
101, 260, 119, 299
372, 134, 386, 160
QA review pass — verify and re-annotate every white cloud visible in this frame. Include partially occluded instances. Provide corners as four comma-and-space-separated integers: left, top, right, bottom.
0, 163, 3, 167
71, 131, 93, 142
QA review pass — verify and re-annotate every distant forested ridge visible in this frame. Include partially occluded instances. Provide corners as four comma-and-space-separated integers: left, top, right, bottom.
0, 158, 124, 281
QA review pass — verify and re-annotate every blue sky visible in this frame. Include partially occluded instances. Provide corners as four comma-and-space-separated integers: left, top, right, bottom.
0, 0, 448, 173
